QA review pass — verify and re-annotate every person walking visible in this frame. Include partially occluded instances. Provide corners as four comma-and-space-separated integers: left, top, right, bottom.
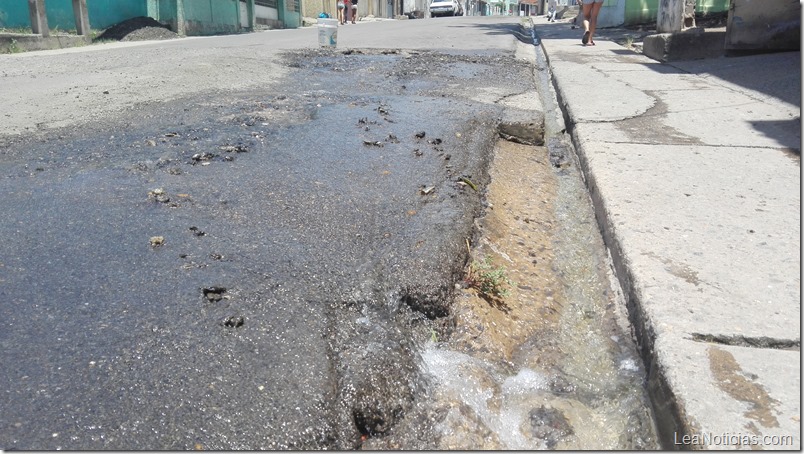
581, 0, 603, 46
547, 0, 557, 22
337, 0, 346, 24
350, 0, 358, 23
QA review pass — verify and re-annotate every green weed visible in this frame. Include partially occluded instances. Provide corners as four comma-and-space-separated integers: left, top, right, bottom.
0, 27, 33, 34
8, 38, 21, 53
466, 257, 514, 300
624, 35, 634, 49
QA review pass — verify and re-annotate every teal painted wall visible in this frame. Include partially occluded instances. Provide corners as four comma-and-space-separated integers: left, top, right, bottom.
87, 0, 147, 28
150, 0, 179, 32
184, 0, 240, 34
0, 0, 146, 30
278, 0, 301, 28
0, 2, 29, 28
157, 0, 179, 23
623, 0, 729, 25
0, 0, 265, 34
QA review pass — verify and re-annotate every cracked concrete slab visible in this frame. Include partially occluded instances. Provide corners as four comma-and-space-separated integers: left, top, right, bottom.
579, 142, 799, 341
549, 60, 656, 122
653, 338, 800, 449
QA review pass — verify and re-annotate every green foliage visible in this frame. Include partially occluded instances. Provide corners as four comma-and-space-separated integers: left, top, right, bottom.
8, 38, 21, 54
623, 35, 634, 49
0, 27, 33, 34
466, 257, 514, 300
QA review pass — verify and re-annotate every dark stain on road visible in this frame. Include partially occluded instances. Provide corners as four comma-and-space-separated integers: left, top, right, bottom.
0, 48, 536, 449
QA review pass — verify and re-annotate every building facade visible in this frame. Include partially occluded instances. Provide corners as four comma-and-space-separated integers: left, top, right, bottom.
0, 0, 302, 35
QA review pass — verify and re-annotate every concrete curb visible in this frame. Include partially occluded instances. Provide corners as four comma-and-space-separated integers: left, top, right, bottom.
528, 17, 801, 450
0, 33, 89, 54
642, 30, 726, 62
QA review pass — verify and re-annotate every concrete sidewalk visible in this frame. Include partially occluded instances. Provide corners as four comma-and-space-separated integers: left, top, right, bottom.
531, 20, 801, 450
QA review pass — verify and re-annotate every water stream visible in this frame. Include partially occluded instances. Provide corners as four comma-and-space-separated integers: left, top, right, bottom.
413, 136, 659, 450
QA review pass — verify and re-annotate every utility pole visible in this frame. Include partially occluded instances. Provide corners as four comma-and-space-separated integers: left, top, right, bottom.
27, 0, 49, 37
72, 0, 90, 36
657, 0, 695, 33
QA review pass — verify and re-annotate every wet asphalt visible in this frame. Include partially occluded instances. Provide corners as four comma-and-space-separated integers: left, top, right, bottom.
0, 47, 538, 449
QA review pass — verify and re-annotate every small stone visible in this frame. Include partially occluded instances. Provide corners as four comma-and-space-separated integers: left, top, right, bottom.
529, 406, 573, 448
191, 152, 216, 163
149, 236, 165, 247
202, 286, 227, 302
148, 188, 171, 203
189, 226, 206, 237
221, 315, 244, 328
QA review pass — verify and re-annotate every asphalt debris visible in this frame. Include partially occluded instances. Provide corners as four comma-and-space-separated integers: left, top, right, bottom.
94, 16, 179, 42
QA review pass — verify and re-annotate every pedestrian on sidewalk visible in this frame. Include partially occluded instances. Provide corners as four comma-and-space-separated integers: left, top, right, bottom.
581, 0, 603, 45
350, 0, 358, 23
547, 0, 557, 22
337, 0, 346, 24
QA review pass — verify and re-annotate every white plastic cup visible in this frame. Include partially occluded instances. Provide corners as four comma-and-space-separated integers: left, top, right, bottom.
318, 18, 339, 47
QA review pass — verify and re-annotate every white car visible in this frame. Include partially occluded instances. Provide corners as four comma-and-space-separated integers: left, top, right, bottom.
430, 0, 463, 17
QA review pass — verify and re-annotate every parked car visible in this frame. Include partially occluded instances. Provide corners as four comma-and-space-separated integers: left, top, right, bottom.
429, 0, 463, 17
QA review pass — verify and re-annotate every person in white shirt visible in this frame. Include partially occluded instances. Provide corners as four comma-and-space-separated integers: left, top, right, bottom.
547, 0, 557, 22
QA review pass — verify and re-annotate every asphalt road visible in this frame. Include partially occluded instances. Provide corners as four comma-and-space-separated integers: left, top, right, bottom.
0, 16, 539, 449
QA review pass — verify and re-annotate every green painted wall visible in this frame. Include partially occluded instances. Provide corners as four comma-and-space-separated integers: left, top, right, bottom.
696, 0, 729, 15
0, 0, 146, 30
0, 2, 32, 28
183, 0, 240, 34
623, 0, 729, 25
279, 9, 301, 29
274, 0, 301, 29
157, 0, 179, 22
0, 0, 277, 34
